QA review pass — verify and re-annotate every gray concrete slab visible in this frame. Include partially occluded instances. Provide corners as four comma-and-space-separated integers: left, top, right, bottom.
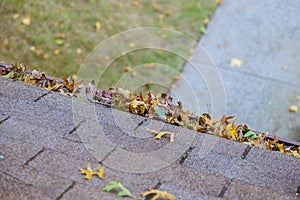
202, 0, 300, 86
172, 0, 300, 141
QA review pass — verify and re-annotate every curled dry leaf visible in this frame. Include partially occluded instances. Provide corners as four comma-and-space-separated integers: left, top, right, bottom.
156, 132, 175, 142
141, 189, 175, 200
147, 129, 176, 142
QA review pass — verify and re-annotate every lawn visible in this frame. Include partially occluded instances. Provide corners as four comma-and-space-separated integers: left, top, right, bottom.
0, 0, 217, 91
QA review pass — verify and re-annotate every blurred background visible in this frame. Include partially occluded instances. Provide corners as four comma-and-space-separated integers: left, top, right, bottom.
0, 0, 216, 90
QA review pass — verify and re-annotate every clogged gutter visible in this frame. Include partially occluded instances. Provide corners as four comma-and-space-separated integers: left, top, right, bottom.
1, 62, 299, 159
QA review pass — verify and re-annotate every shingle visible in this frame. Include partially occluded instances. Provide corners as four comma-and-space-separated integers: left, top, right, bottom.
224, 178, 297, 200
0, 172, 51, 200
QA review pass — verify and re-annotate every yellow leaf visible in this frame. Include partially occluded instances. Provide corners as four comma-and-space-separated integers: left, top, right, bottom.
226, 123, 238, 138
230, 58, 244, 67
128, 99, 147, 115
164, 10, 172, 16
76, 48, 82, 55
296, 96, 300, 101
154, 131, 176, 142
141, 189, 175, 200
104, 55, 110, 61
288, 105, 298, 112
124, 66, 132, 72
21, 16, 31, 25
80, 163, 104, 180
45, 83, 63, 91
216, 0, 223, 5
13, 14, 19, 19
203, 18, 210, 25
277, 143, 284, 153
95, 21, 101, 32
129, 42, 135, 48
54, 49, 60, 55
132, 1, 140, 6
29, 46, 36, 52
291, 151, 300, 158
157, 14, 164, 20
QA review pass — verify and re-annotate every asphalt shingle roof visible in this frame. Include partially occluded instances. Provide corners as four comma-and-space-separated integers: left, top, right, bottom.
0, 77, 299, 199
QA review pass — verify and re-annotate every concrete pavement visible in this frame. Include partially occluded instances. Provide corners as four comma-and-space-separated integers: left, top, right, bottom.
172, 0, 300, 141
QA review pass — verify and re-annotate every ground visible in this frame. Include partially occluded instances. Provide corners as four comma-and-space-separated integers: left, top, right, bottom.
0, 0, 216, 90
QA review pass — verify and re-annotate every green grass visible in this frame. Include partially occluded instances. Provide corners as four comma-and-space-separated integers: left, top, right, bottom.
0, 0, 217, 91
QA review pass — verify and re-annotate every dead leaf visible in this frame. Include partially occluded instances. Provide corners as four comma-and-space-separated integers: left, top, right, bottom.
230, 58, 244, 67
124, 66, 132, 72
288, 105, 298, 112
277, 143, 284, 153
141, 189, 175, 200
21, 16, 31, 25
155, 131, 176, 142
132, 1, 140, 6
203, 18, 210, 25
13, 14, 19, 19
54, 49, 60, 55
216, 0, 223, 5
157, 14, 165, 20
105, 55, 110, 61
148, 129, 176, 142
128, 99, 147, 115
55, 33, 66, 39
129, 42, 135, 48
95, 21, 101, 32
76, 48, 82, 55
80, 163, 104, 180
164, 10, 172, 16
291, 151, 300, 158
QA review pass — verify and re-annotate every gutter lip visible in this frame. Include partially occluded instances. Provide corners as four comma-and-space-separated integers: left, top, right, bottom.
1, 62, 300, 147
